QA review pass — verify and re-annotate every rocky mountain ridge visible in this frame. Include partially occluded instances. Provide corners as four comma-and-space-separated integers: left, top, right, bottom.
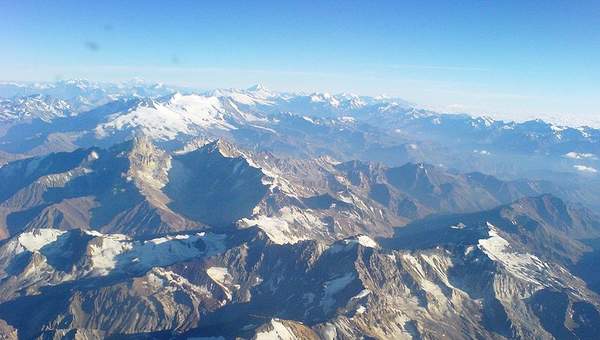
1, 81, 600, 339
1, 193, 600, 339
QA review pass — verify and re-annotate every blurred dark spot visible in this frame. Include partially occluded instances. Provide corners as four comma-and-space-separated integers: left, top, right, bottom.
171, 55, 180, 64
103, 24, 113, 31
84, 41, 100, 51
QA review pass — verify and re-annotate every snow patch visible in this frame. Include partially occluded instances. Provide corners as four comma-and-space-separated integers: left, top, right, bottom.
17, 229, 66, 252
87, 234, 133, 274
339, 116, 356, 123
320, 324, 337, 340
238, 215, 301, 245
320, 272, 355, 311
351, 289, 371, 300
206, 266, 237, 300
4, 229, 227, 280
329, 235, 378, 253
238, 206, 317, 245
478, 222, 549, 286
450, 222, 466, 229
148, 268, 212, 297
302, 116, 316, 124
255, 319, 296, 340
207, 267, 231, 285
464, 245, 476, 256
357, 235, 378, 248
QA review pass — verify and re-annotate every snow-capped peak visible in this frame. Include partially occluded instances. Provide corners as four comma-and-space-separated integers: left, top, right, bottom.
95, 93, 239, 140
247, 84, 267, 92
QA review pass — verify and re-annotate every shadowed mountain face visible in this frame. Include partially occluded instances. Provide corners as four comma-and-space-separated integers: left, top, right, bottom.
165, 141, 268, 226
334, 160, 575, 221
0, 138, 198, 238
0, 137, 266, 238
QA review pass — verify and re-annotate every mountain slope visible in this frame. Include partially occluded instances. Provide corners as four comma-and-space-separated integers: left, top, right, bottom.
0, 138, 575, 245
383, 194, 600, 273
1, 81, 599, 194
2, 213, 599, 339
0, 138, 599, 338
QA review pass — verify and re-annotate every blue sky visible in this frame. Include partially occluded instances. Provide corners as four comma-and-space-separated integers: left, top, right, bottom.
1, 1, 599, 123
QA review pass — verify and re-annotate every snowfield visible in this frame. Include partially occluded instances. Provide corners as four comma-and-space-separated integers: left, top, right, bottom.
1, 228, 227, 278
96, 94, 238, 140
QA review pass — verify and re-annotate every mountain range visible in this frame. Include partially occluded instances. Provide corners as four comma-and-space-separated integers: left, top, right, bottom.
1, 81, 598, 190
1, 81, 600, 339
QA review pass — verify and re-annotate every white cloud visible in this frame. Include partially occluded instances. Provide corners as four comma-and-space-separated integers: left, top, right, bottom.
574, 165, 598, 173
564, 152, 596, 160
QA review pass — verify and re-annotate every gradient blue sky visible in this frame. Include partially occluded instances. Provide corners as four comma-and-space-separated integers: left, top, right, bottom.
1, 1, 599, 123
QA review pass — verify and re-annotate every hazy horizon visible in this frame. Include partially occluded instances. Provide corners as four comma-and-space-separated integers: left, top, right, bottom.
2, 76, 599, 128
2, 1, 599, 126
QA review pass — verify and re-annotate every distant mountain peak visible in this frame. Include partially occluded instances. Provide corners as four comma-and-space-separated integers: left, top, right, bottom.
247, 83, 267, 91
